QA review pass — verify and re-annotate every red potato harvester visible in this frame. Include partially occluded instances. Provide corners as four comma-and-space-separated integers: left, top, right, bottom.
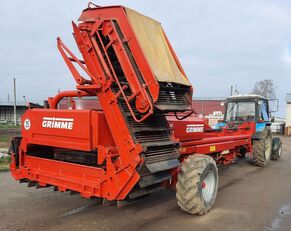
9, 3, 282, 215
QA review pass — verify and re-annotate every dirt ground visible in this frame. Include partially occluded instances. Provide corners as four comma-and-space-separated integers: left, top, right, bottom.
1, 136, 291, 231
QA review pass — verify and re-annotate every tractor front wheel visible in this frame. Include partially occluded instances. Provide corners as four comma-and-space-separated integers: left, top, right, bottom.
176, 154, 218, 215
252, 128, 272, 167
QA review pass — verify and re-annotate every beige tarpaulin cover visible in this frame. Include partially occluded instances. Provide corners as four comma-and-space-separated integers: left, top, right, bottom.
125, 8, 191, 86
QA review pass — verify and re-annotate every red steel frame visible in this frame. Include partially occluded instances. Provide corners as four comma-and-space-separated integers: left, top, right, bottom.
10, 5, 255, 201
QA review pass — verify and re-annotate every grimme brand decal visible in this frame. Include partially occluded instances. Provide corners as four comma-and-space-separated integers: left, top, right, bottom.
186, 124, 204, 133
42, 117, 74, 130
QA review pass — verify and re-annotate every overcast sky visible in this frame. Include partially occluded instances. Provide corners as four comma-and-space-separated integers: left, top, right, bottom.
1, 0, 291, 116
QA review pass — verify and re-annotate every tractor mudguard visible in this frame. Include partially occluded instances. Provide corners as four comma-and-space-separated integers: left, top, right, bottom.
252, 124, 272, 141
252, 132, 263, 141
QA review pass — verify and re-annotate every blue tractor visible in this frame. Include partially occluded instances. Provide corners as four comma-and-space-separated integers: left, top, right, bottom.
216, 94, 282, 166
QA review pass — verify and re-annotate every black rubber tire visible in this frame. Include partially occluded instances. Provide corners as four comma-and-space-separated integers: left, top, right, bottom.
176, 154, 218, 215
252, 127, 272, 167
271, 137, 282, 160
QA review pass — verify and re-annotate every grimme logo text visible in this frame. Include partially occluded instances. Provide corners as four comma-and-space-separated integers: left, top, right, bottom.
42, 117, 74, 130
186, 124, 204, 133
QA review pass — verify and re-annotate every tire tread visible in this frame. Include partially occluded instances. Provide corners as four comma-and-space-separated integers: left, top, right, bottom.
176, 154, 218, 215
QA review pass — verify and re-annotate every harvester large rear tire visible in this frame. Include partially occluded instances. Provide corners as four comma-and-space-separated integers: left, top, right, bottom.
176, 154, 218, 215
252, 127, 272, 167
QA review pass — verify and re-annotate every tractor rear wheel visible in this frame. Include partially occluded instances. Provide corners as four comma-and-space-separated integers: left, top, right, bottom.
271, 137, 282, 160
252, 127, 272, 167
176, 154, 218, 215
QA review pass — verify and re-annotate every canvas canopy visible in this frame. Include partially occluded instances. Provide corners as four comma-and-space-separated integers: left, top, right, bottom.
125, 8, 191, 87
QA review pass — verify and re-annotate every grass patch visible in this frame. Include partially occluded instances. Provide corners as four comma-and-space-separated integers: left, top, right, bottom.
0, 164, 10, 171
0, 135, 11, 148
0, 156, 10, 171
0, 135, 10, 143
0, 123, 20, 129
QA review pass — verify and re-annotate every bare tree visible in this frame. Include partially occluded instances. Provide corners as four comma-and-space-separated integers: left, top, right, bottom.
251, 79, 276, 98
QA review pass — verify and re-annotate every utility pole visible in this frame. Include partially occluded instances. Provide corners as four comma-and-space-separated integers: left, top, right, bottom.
230, 85, 233, 96
13, 78, 17, 126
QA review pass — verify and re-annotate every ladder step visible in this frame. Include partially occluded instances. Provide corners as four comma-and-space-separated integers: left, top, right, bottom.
138, 171, 171, 188
145, 159, 180, 173
142, 140, 178, 149
128, 185, 163, 199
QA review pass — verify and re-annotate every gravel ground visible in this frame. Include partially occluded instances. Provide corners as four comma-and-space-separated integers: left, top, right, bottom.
1, 136, 291, 231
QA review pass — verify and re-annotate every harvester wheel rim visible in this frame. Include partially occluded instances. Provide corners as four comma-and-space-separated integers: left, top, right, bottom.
202, 170, 216, 203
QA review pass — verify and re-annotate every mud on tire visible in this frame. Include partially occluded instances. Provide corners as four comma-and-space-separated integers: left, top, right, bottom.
176, 154, 218, 215
252, 127, 272, 167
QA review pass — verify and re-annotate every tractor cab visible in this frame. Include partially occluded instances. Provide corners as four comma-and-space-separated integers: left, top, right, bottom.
218, 94, 275, 132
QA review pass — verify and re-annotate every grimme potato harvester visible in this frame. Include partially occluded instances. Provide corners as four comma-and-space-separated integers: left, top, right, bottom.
9, 3, 281, 215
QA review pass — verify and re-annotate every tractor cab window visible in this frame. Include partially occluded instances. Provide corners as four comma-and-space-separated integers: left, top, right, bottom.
258, 100, 269, 121
225, 102, 256, 122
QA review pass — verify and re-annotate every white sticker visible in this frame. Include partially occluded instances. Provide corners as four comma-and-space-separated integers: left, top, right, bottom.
186, 124, 204, 133
24, 119, 31, 130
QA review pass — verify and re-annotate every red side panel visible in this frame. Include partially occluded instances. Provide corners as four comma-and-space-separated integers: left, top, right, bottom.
21, 109, 115, 151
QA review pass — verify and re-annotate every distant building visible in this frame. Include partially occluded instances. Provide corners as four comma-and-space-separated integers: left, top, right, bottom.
192, 97, 226, 126
0, 102, 27, 123
192, 98, 225, 116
